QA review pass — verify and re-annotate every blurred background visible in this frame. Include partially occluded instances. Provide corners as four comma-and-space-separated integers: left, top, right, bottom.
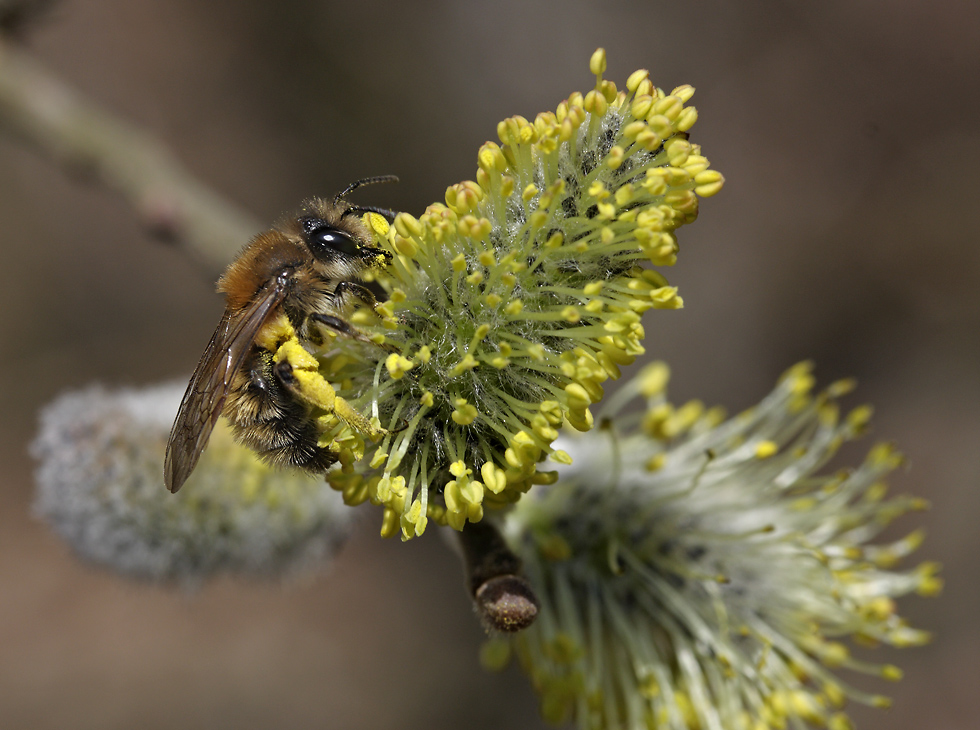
1, 1, 977, 728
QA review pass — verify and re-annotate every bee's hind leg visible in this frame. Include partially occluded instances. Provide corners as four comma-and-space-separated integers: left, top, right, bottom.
272, 339, 387, 441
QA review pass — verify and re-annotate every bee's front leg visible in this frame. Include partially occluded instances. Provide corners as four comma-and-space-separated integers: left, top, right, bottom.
272, 338, 386, 440
332, 280, 377, 310
309, 311, 397, 353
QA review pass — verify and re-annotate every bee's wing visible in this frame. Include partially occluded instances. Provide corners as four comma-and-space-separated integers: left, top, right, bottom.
164, 276, 291, 493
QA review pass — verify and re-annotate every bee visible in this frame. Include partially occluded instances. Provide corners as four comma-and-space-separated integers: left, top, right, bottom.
164, 175, 399, 494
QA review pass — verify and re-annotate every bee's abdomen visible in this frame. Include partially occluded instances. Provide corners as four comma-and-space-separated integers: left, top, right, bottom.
224, 348, 338, 473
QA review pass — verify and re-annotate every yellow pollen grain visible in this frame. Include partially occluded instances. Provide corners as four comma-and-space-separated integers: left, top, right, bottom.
478, 250, 495, 267
451, 253, 467, 272
522, 183, 539, 202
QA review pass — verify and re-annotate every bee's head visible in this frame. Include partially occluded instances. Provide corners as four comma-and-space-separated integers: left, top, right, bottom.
297, 214, 392, 277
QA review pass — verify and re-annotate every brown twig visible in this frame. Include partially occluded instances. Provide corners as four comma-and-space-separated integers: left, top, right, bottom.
0, 35, 260, 275
457, 520, 539, 632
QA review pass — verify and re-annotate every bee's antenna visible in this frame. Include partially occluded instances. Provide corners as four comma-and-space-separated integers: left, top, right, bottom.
335, 175, 400, 203
344, 204, 399, 222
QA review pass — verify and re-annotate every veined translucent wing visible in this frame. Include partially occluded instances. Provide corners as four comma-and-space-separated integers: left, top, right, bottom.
164, 274, 292, 493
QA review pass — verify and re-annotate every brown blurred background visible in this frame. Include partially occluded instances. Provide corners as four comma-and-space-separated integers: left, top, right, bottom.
1, 1, 977, 728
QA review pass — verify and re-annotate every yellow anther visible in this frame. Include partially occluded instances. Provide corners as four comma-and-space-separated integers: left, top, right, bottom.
638, 361, 670, 396
694, 169, 725, 197
481, 462, 508, 494
589, 48, 607, 77
385, 353, 415, 379
504, 299, 524, 316
545, 231, 564, 248
626, 68, 650, 93
550, 450, 572, 465
471, 324, 491, 345
477, 142, 507, 173
380, 507, 399, 538
587, 180, 609, 200
561, 306, 581, 323
452, 400, 478, 425
671, 84, 695, 103
676, 105, 699, 131
755, 440, 779, 459
450, 353, 479, 376
606, 145, 625, 169
393, 212, 422, 238
565, 383, 592, 409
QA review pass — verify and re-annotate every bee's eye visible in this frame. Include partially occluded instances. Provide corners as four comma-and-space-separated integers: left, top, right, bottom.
300, 217, 360, 258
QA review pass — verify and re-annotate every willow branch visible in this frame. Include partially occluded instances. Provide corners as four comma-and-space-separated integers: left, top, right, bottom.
0, 36, 260, 275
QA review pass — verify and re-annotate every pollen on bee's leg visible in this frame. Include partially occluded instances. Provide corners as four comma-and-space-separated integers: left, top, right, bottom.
331, 395, 387, 440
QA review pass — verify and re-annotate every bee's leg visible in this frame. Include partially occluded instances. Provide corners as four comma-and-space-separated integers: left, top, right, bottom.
273, 339, 386, 440
332, 280, 377, 310
309, 312, 374, 344
309, 311, 397, 353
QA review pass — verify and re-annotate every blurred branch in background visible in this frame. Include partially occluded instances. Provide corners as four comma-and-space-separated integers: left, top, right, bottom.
0, 32, 259, 276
